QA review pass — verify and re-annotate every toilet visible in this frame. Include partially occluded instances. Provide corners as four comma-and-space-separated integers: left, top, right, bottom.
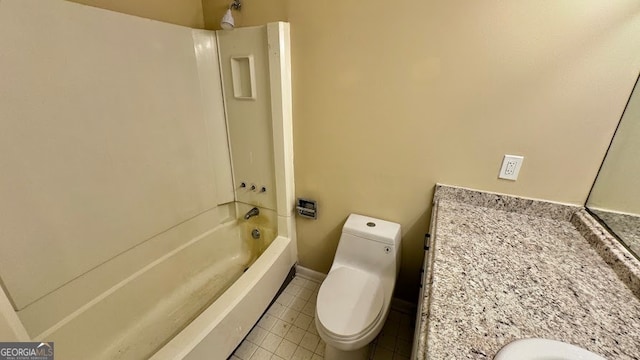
315, 214, 401, 360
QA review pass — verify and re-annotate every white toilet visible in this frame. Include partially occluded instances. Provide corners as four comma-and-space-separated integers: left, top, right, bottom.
315, 213, 401, 360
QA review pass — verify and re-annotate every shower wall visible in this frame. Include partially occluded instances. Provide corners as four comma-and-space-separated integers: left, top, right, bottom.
218, 26, 278, 211
0, 0, 233, 336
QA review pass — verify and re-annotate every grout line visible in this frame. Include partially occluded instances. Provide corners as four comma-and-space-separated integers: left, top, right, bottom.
231, 275, 415, 360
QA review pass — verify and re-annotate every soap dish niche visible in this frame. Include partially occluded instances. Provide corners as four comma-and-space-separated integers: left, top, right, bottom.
230, 55, 256, 100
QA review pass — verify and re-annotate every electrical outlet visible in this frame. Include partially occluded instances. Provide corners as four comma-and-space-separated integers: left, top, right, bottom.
499, 155, 524, 180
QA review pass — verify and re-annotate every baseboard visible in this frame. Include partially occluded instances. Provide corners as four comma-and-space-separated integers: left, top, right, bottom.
295, 264, 327, 282
391, 297, 417, 315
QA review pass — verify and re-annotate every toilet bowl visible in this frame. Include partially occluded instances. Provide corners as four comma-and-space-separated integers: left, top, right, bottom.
315, 214, 401, 360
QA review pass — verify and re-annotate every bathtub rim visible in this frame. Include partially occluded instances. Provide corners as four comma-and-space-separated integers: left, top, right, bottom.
32, 217, 242, 342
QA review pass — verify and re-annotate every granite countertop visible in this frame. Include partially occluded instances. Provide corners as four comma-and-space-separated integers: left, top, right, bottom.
415, 185, 640, 360
590, 209, 640, 257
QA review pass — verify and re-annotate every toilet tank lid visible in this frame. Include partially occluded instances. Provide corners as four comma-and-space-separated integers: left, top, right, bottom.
343, 214, 401, 245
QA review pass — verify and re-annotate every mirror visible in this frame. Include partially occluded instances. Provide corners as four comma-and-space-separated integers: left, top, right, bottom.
587, 73, 640, 259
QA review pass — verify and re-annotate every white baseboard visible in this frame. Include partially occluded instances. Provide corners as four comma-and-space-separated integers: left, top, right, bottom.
295, 265, 327, 282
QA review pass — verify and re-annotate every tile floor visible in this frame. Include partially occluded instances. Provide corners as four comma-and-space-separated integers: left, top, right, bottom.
229, 275, 415, 360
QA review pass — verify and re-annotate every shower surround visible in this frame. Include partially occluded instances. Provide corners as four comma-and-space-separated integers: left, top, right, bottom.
0, 1, 296, 359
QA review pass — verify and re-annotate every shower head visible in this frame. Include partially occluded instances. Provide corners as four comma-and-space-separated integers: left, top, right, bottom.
220, 0, 241, 30
220, 9, 234, 30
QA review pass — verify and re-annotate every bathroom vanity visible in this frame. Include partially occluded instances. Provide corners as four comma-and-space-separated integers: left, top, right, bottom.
414, 185, 640, 359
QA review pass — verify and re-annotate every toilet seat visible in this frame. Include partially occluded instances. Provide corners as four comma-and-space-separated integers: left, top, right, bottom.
316, 267, 384, 340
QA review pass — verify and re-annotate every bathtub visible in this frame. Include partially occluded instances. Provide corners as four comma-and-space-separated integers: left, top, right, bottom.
41, 214, 296, 360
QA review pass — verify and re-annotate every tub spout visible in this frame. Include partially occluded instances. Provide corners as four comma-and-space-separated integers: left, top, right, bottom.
244, 207, 259, 220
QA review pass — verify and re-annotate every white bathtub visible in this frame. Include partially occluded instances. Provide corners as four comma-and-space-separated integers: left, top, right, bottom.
42, 217, 296, 360
151, 235, 295, 360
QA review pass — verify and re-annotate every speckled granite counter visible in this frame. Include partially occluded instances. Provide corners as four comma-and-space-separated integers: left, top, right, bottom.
415, 185, 640, 359
590, 209, 640, 257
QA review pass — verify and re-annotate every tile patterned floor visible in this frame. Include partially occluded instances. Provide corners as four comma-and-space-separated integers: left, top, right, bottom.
229, 275, 415, 360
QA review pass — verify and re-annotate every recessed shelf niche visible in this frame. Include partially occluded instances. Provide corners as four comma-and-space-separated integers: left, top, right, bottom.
230, 55, 256, 100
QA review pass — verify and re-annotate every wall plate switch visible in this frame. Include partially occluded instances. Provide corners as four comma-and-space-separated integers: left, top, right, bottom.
499, 155, 524, 180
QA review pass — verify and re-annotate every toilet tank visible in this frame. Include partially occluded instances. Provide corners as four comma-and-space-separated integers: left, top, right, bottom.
332, 214, 402, 278
343, 214, 401, 246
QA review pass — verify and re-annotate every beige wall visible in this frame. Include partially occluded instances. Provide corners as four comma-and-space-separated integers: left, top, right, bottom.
67, 0, 204, 28
206, 0, 640, 301
588, 76, 640, 215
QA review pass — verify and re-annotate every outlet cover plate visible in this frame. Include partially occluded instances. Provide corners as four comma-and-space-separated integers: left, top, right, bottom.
499, 155, 524, 180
